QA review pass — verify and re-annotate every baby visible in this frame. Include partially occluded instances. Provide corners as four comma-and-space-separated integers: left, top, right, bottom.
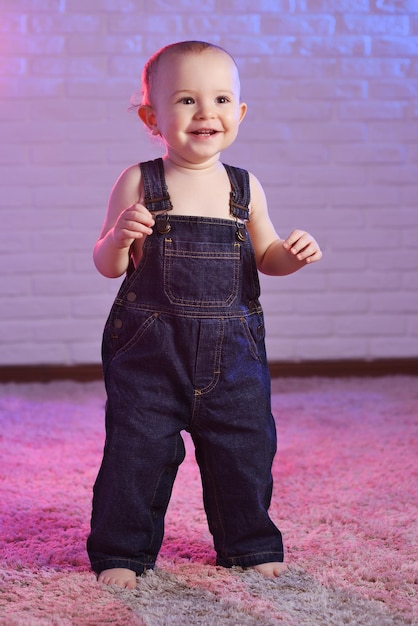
87, 41, 322, 589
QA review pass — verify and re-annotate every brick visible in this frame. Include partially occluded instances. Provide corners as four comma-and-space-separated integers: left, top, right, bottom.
291, 122, 366, 142
363, 272, 403, 290
369, 338, 418, 359
370, 293, 418, 313
368, 208, 417, 227
30, 56, 106, 77
0, 296, 69, 320
268, 186, 327, 207
5, 34, 65, 55
341, 15, 410, 36
402, 229, 418, 246
263, 101, 332, 120
293, 338, 369, 361
297, 36, 368, 56
31, 185, 106, 209
32, 318, 101, 342
66, 77, 137, 99
372, 37, 418, 56
31, 273, 105, 296
339, 101, 408, 120
0, 322, 32, 344
321, 249, 368, 271
332, 143, 405, 163
109, 14, 182, 34
70, 341, 102, 363
219, 0, 292, 11
265, 57, 338, 78
185, 15, 260, 34
0, 14, 26, 33
0, 186, 30, 207
0, 57, 26, 76
335, 314, 406, 336
298, 0, 369, 11
1, 0, 61, 11
368, 251, 417, 271
224, 35, 296, 56
71, 294, 123, 318
401, 186, 418, 203
0, 77, 64, 98
340, 58, 411, 78
296, 165, 367, 185
407, 313, 418, 334
295, 80, 366, 99
1, 121, 66, 143
327, 186, 400, 207
374, 0, 418, 13
30, 142, 104, 164
369, 80, 418, 99
1, 165, 67, 187
108, 56, 146, 77
29, 14, 104, 34
146, 0, 216, 11
369, 122, 418, 141
292, 292, 369, 313
65, 0, 141, 11
267, 314, 333, 336
67, 34, 143, 55
0, 144, 28, 164
0, 275, 31, 296
368, 166, 418, 184
407, 145, 418, 160
0, 343, 69, 367
244, 79, 295, 100
262, 15, 336, 36
286, 143, 330, 164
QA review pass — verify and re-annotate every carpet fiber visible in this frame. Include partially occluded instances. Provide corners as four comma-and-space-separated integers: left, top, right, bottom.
0, 376, 416, 625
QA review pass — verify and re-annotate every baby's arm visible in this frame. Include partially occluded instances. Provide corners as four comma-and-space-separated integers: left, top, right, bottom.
247, 174, 322, 276
93, 165, 155, 278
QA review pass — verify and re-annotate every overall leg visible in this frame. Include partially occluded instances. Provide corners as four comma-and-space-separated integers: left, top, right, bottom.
87, 353, 186, 576
191, 317, 284, 569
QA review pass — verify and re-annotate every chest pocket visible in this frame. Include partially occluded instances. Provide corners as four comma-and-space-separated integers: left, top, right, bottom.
163, 239, 241, 307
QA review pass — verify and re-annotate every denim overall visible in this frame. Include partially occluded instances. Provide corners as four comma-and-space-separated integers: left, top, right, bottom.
87, 158, 284, 575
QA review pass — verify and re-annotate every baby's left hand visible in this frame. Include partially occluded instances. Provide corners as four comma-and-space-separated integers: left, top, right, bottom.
283, 230, 322, 264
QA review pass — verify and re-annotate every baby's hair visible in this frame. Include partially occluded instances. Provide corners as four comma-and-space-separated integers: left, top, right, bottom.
134, 40, 239, 108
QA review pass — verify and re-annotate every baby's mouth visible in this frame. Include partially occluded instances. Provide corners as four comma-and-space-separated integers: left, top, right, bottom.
192, 129, 218, 136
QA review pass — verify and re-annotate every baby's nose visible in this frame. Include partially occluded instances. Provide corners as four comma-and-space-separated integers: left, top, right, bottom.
195, 101, 215, 119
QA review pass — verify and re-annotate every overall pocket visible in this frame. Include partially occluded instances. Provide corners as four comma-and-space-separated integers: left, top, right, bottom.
102, 308, 159, 376
163, 239, 241, 307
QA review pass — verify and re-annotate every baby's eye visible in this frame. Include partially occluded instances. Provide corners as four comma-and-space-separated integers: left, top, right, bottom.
179, 97, 195, 105
216, 96, 230, 104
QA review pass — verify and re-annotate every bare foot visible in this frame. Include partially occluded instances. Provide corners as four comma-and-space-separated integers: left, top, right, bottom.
251, 562, 287, 578
97, 568, 137, 589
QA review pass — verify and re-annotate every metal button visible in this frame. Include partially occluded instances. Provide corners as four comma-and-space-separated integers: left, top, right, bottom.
236, 223, 247, 242
157, 219, 171, 234
114, 318, 123, 329
126, 291, 137, 302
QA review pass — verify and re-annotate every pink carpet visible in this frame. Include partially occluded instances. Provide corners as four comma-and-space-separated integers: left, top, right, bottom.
0, 376, 416, 625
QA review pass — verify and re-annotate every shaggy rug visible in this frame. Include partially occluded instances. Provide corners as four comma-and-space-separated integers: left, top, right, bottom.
0, 376, 416, 626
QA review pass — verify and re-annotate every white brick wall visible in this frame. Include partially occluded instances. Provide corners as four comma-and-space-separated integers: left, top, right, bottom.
1, 0, 417, 366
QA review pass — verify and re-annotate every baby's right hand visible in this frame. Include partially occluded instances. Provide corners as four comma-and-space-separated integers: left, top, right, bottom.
112, 204, 155, 249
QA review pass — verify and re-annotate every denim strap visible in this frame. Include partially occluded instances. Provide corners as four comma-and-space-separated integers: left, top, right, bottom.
139, 158, 173, 213
223, 164, 250, 222
139, 158, 250, 220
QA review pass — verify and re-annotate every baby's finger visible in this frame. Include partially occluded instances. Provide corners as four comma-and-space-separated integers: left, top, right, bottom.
283, 229, 305, 251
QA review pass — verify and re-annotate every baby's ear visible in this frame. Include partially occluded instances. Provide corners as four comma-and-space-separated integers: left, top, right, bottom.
138, 105, 160, 135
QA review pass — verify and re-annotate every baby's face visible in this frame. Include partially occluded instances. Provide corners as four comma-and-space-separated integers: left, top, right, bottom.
147, 49, 247, 166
